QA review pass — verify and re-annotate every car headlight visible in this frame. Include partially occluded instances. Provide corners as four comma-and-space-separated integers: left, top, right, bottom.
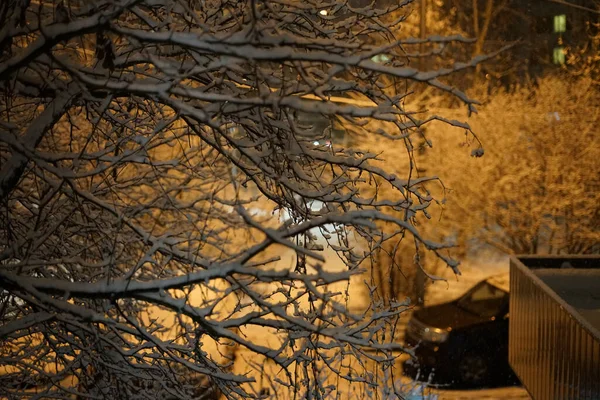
421, 326, 449, 343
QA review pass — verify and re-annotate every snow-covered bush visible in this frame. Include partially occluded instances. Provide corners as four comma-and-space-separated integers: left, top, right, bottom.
420, 76, 600, 256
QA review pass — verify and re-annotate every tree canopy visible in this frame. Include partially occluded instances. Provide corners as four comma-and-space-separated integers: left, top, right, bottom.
0, 1, 482, 398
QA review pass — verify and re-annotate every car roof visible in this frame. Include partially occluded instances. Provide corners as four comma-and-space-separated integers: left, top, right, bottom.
486, 273, 510, 293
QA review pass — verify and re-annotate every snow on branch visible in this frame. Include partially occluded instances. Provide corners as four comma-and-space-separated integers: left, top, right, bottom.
0, 0, 487, 398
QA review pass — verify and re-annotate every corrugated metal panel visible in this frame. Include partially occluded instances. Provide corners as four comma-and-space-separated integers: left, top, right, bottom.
509, 256, 600, 400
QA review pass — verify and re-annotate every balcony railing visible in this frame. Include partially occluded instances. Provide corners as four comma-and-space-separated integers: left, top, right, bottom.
509, 255, 600, 400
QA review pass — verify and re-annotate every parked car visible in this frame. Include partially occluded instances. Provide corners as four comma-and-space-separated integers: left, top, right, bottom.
402, 274, 518, 388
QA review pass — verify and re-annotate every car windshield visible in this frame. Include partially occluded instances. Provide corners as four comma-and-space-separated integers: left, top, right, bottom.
456, 281, 508, 318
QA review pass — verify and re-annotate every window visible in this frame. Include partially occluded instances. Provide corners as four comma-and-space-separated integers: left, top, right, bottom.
457, 281, 508, 318
554, 14, 567, 33
553, 47, 565, 64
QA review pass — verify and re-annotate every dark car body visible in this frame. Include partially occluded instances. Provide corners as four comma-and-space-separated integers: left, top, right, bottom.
402, 275, 518, 388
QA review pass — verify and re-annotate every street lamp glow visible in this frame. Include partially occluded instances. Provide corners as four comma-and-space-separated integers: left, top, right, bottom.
319, 9, 328, 16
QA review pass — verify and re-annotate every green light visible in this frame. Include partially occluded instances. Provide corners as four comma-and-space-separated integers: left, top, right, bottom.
554, 14, 566, 33
553, 47, 565, 64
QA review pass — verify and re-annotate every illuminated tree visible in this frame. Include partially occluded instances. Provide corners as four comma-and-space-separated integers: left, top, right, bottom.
0, 0, 483, 398
423, 76, 600, 256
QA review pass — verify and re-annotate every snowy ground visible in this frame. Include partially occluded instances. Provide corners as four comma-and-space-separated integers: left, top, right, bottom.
424, 252, 510, 306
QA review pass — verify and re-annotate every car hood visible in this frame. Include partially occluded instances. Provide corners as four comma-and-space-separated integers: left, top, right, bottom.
412, 302, 488, 330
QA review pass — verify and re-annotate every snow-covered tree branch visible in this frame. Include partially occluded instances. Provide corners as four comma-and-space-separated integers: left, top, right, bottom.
1, 0, 481, 398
